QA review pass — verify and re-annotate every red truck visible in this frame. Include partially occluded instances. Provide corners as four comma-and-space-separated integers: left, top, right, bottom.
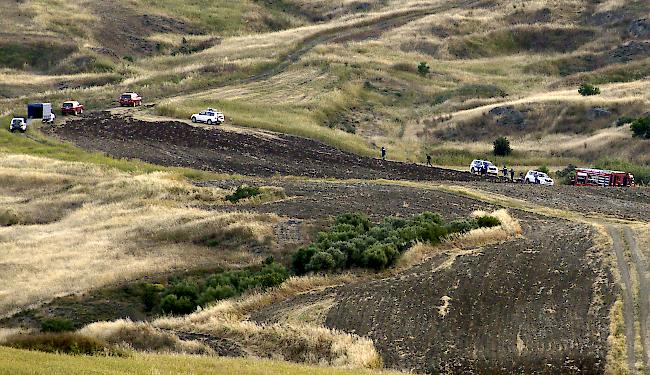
573, 168, 635, 187
119, 92, 142, 107
61, 101, 84, 115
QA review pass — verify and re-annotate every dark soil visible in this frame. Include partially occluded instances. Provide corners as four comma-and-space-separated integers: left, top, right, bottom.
466, 182, 650, 221
324, 218, 615, 374
203, 179, 495, 220
45, 112, 481, 182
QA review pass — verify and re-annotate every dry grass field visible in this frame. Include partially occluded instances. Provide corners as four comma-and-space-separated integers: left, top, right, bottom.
0, 153, 283, 318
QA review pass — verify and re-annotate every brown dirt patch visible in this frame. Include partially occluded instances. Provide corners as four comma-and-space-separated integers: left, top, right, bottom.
44, 112, 481, 182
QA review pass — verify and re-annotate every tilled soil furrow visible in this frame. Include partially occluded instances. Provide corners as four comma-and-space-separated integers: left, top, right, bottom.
624, 226, 650, 370
608, 225, 638, 374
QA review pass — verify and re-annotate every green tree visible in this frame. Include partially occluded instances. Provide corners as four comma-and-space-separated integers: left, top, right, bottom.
537, 165, 550, 175
417, 61, 430, 76
578, 83, 600, 96
630, 116, 650, 139
493, 136, 512, 156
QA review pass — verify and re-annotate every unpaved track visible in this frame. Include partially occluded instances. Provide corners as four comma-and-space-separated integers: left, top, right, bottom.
624, 227, 650, 370
607, 225, 640, 374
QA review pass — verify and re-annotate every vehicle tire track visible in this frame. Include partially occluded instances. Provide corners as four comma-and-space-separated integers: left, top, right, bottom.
624, 226, 650, 370
607, 225, 638, 374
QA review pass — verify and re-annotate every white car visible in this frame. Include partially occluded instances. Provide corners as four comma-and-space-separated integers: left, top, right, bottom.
525, 170, 554, 186
470, 159, 499, 176
191, 108, 224, 125
10, 117, 27, 133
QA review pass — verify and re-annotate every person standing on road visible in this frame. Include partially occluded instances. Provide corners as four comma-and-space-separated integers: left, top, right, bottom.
510, 168, 515, 181
502, 165, 508, 177
519, 171, 524, 182
381, 146, 386, 161
426, 154, 432, 167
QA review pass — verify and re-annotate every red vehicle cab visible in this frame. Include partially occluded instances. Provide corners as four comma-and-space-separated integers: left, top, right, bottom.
119, 92, 142, 107
574, 168, 635, 187
61, 101, 84, 115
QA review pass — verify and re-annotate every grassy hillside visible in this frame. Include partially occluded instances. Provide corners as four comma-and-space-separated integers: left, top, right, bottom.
1, 0, 649, 174
0, 346, 397, 375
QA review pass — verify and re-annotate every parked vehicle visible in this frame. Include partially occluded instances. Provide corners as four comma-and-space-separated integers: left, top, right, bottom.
525, 170, 554, 186
42, 111, 56, 124
10, 117, 27, 133
27, 103, 52, 120
119, 92, 142, 107
469, 159, 499, 176
61, 101, 84, 115
191, 108, 225, 125
573, 168, 634, 187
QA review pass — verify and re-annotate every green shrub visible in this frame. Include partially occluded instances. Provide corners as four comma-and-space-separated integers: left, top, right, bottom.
446, 219, 478, 233
159, 294, 196, 315
307, 251, 337, 272
40, 318, 74, 333
142, 283, 165, 311
417, 61, 430, 76
556, 164, 577, 185
293, 212, 483, 274
226, 185, 261, 203
148, 260, 289, 314
476, 216, 501, 228
4, 333, 110, 355
578, 83, 600, 96
493, 136, 512, 156
630, 116, 650, 139
537, 165, 550, 175
616, 116, 635, 127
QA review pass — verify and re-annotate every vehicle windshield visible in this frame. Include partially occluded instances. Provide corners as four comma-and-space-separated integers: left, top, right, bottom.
538, 173, 548, 178
121, 95, 132, 99
11, 119, 21, 125
63, 102, 73, 108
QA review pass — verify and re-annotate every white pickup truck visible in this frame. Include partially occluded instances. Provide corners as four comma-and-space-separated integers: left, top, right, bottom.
191, 108, 224, 125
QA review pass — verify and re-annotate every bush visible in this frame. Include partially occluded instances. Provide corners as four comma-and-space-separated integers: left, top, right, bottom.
226, 185, 261, 203
537, 165, 550, 175
159, 294, 196, 315
41, 318, 74, 333
556, 164, 577, 184
578, 83, 600, 96
148, 260, 289, 314
476, 215, 501, 228
417, 61, 430, 76
493, 136, 512, 156
4, 333, 110, 355
630, 116, 650, 139
446, 219, 478, 234
616, 116, 635, 127
293, 212, 486, 274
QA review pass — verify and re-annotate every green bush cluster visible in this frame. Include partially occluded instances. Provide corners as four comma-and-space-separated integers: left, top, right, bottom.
493, 136, 512, 156
150, 259, 289, 315
556, 164, 577, 184
578, 83, 600, 96
292, 212, 500, 273
40, 317, 74, 333
630, 116, 650, 139
226, 185, 261, 203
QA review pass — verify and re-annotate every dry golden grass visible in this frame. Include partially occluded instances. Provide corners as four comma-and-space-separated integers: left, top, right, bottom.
397, 209, 522, 269
606, 299, 630, 375
0, 154, 281, 318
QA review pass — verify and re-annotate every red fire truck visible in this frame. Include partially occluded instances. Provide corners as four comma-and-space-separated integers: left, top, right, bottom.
573, 168, 635, 187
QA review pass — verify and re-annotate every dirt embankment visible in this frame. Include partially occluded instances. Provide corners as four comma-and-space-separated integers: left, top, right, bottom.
45, 112, 480, 182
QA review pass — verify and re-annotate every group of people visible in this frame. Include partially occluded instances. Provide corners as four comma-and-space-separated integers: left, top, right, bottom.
380, 148, 520, 182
